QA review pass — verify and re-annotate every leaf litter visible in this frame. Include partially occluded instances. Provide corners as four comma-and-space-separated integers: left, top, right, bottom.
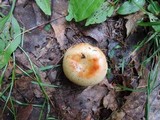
0, 0, 159, 120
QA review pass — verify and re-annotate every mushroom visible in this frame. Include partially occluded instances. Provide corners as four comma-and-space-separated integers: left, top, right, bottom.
63, 43, 108, 86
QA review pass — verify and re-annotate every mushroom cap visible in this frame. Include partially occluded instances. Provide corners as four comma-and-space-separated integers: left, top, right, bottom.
63, 43, 108, 86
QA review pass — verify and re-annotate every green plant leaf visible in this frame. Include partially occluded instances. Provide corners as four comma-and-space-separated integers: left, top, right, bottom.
0, 39, 5, 52
148, 13, 160, 32
35, 0, 51, 15
85, 1, 114, 26
148, 1, 160, 15
66, 0, 105, 22
117, 0, 145, 15
66, 3, 74, 21
138, 21, 160, 26
0, 14, 11, 32
0, 16, 21, 69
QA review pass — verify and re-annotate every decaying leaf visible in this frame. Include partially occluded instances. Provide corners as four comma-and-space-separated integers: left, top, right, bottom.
103, 90, 118, 111
54, 83, 108, 119
124, 11, 144, 36
51, 19, 67, 50
14, 76, 34, 101
149, 71, 160, 120
82, 23, 107, 42
122, 91, 146, 120
108, 110, 125, 120
17, 104, 33, 120
51, 0, 68, 50
107, 77, 146, 120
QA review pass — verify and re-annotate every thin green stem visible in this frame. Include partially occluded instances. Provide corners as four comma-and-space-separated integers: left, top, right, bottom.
18, 47, 50, 114
10, 0, 17, 14
39, 99, 47, 120
9, 98, 16, 120
2, 54, 16, 113
0, 64, 8, 89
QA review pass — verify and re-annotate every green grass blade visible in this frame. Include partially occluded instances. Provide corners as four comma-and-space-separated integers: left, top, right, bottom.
117, 84, 146, 92
19, 47, 49, 99
138, 21, 160, 26
9, 98, 16, 120
1, 95, 43, 107
25, 65, 60, 74
2, 54, 16, 113
0, 84, 11, 98
143, 49, 160, 65
31, 81, 59, 88
0, 0, 16, 31
0, 64, 8, 88
39, 99, 47, 120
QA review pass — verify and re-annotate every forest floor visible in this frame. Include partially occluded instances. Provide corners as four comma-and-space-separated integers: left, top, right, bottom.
0, 0, 160, 120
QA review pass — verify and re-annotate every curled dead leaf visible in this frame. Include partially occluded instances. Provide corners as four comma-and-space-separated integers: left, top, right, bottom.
17, 104, 33, 120
124, 11, 144, 36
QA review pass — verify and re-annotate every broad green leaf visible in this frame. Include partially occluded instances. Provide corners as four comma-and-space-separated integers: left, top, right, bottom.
0, 16, 21, 69
117, 0, 145, 15
0, 14, 11, 32
66, 3, 74, 21
66, 0, 105, 22
0, 0, 16, 31
35, 0, 51, 15
148, 1, 160, 15
148, 13, 160, 32
1, 20, 12, 43
85, 2, 114, 26
0, 39, 5, 52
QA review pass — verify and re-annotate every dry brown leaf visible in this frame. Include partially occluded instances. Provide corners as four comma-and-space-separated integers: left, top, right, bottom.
122, 92, 146, 120
17, 0, 27, 4
53, 84, 108, 119
51, 0, 68, 50
100, 78, 114, 90
51, 18, 67, 50
17, 104, 33, 120
124, 11, 144, 36
103, 90, 118, 111
82, 23, 107, 42
108, 110, 125, 120
4, 62, 13, 80
121, 79, 146, 120
107, 79, 146, 120
149, 71, 160, 120
85, 114, 92, 120
14, 76, 34, 101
